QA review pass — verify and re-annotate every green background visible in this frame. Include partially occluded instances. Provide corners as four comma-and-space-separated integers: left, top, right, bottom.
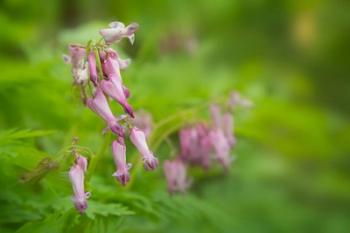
0, 0, 349, 232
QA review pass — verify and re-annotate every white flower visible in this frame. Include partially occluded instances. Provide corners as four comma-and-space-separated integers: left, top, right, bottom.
100, 21, 139, 45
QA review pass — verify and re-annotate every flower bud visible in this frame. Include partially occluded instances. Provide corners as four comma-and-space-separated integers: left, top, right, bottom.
88, 52, 98, 86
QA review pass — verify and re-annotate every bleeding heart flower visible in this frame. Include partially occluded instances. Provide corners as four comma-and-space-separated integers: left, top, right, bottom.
88, 52, 98, 86
179, 124, 212, 169
69, 155, 90, 213
129, 127, 158, 170
209, 128, 231, 170
86, 87, 124, 136
100, 78, 134, 117
100, 21, 139, 45
112, 137, 131, 186
100, 54, 134, 117
164, 159, 191, 193
68, 44, 86, 70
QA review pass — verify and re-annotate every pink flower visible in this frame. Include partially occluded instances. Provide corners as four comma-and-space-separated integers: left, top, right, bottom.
101, 48, 131, 71
102, 49, 131, 98
86, 87, 124, 136
68, 44, 86, 69
100, 78, 134, 117
163, 159, 191, 193
112, 137, 130, 186
100, 21, 139, 45
69, 155, 90, 213
210, 104, 236, 148
76, 155, 88, 172
88, 52, 98, 86
101, 54, 134, 117
102, 51, 122, 78
222, 112, 236, 147
129, 127, 158, 170
209, 129, 231, 170
66, 44, 88, 85
196, 124, 213, 169
179, 124, 212, 169
179, 127, 201, 163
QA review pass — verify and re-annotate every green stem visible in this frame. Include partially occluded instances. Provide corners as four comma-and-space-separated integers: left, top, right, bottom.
86, 133, 112, 181
93, 47, 104, 80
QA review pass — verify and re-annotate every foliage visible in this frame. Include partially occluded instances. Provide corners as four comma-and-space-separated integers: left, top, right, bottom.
0, 0, 350, 233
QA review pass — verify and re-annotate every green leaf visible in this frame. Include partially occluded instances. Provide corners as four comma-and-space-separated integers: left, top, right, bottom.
85, 201, 134, 220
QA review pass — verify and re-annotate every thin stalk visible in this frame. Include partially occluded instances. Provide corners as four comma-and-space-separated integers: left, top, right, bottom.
86, 132, 112, 181
93, 47, 104, 80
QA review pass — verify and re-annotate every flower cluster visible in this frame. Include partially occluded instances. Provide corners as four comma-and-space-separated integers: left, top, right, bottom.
65, 22, 158, 213
163, 92, 251, 194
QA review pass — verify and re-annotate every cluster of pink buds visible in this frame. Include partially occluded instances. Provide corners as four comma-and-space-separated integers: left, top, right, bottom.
163, 92, 251, 194
65, 22, 158, 213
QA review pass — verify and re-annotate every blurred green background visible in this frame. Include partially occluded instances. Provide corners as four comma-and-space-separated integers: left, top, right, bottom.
0, 0, 350, 232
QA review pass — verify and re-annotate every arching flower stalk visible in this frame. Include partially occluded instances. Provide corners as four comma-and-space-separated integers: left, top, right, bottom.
64, 21, 158, 212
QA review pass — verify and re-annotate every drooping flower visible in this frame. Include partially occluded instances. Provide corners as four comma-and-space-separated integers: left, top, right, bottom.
66, 44, 88, 85
195, 124, 213, 169
68, 44, 86, 69
86, 87, 124, 136
100, 21, 139, 45
163, 159, 191, 193
129, 127, 158, 170
75, 154, 88, 172
209, 129, 231, 170
99, 48, 131, 70
69, 155, 90, 213
211, 103, 236, 148
100, 78, 134, 117
179, 126, 202, 165
112, 137, 130, 186
222, 112, 236, 147
102, 49, 123, 77
179, 124, 212, 169
88, 52, 98, 86
101, 54, 134, 117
